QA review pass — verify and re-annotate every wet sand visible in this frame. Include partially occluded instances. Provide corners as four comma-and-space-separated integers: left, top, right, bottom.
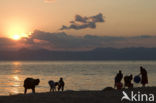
0, 87, 155, 103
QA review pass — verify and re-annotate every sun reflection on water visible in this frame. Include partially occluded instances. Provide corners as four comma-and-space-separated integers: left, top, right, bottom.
13, 75, 20, 81
12, 62, 21, 66
9, 62, 22, 94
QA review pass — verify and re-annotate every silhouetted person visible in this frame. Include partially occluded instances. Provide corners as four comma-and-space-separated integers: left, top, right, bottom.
58, 77, 65, 92
48, 80, 59, 92
114, 70, 123, 89
124, 74, 133, 88
140, 66, 148, 87
24, 78, 40, 94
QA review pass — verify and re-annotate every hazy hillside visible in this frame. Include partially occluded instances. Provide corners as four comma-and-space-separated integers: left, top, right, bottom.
0, 48, 156, 61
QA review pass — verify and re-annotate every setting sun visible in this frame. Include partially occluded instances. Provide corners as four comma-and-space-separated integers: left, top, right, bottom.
10, 33, 29, 40
8, 25, 29, 40
12, 35, 21, 40
4, 18, 32, 40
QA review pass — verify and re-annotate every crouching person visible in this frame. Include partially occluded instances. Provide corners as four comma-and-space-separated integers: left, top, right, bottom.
48, 80, 59, 92
24, 78, 40, 94
124, 74, 133, 88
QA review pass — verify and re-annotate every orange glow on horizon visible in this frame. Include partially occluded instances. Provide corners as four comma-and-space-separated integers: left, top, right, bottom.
4, 17, 32, 40
10, 32, 31, 40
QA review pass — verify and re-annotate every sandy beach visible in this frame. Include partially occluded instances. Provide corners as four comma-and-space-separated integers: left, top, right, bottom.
0, 87, 155, 103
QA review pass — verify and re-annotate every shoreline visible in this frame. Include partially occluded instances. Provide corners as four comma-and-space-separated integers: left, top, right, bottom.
0, 87, 156, 103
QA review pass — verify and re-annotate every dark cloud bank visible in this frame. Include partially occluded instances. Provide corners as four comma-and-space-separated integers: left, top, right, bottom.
60, 13, 104, 30
0, 30, 156, 51
21, 30, 156, 51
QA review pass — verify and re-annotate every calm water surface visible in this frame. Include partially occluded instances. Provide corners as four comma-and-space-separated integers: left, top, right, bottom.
0, 61, 155, 95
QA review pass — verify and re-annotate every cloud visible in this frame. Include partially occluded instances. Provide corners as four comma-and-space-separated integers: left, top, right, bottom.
22, 30, 156, 51
1, 30, 156, 51
60, 13, 104, 30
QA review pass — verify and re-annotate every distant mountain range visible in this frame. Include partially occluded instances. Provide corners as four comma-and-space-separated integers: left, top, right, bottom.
0, 48, 156, 61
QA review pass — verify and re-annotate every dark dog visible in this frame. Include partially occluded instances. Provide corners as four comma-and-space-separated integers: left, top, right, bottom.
24, 78, 40, 94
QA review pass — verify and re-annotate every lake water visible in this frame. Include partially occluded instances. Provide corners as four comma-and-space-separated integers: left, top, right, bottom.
0, 61, 155, 95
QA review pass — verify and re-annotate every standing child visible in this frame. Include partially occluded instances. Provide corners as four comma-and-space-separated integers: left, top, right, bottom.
58, 77, 65, 91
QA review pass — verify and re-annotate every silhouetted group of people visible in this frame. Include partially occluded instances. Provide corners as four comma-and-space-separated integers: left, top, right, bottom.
114, 66, 148, 90
23, 66, 148, 94
48, 77, 65, 92
24, 77, 65, 94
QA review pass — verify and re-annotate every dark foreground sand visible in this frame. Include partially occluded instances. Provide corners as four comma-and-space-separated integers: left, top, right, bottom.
0, 87, 156, 103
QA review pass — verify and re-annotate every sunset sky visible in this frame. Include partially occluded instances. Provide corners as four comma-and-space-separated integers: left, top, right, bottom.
0, 0, 156, 50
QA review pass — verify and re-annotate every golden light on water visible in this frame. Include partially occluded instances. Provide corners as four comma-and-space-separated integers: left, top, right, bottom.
13, 75, 20, 81
8, 62, 22, 94
12, 62, 22, 74
8, 75, 21, 95
12, 61, 21, 66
